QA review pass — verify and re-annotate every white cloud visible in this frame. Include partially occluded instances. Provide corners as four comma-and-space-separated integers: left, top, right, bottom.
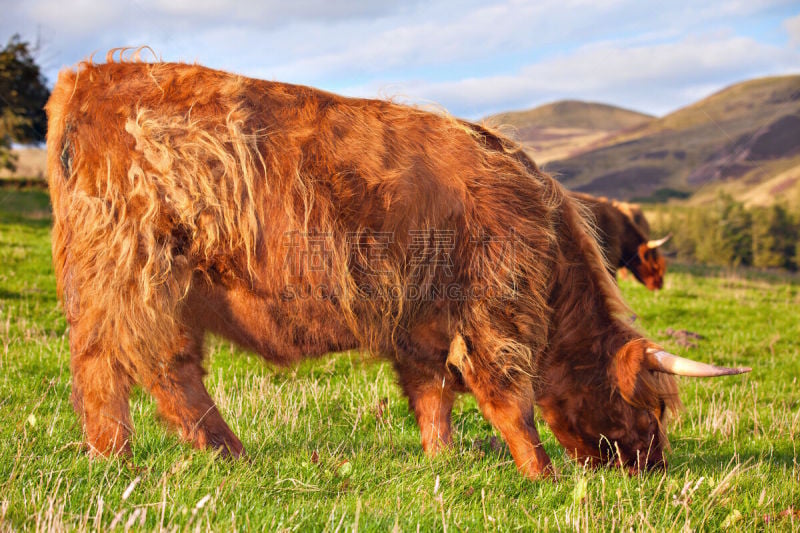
785, 13, 800, 46
374, 33, 800, 117
259, 0, 673, 82
24, 0, 417, 36
1, 0, 798, 118
25, 0, 117, 36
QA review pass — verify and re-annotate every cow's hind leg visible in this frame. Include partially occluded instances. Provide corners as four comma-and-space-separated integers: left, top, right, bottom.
145, 332, 244, 457
459, 358, 554, 479
71, 346, 135, 457
394, 359, 457, 454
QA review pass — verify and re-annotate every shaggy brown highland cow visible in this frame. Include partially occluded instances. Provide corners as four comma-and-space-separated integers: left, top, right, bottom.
46, 54, 750, 479
570, 192, 670, 290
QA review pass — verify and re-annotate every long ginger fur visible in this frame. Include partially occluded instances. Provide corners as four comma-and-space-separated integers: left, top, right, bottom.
47, 56, 679, 474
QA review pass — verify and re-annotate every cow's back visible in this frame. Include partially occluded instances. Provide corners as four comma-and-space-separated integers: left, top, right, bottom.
47, 60, 562, 366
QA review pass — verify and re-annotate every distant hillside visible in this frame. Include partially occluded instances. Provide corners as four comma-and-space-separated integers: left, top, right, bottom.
0, 147, 47, 181
484, 101, 654, 164
690, 160, 800, 208
542, 75, 800, 201
487, 100, 653, 131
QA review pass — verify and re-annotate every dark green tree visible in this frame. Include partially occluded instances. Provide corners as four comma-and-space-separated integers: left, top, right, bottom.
0, 34, 50, 171
752, 204, 798, 270
694, 194, 752, 267
719, 195, 753, 266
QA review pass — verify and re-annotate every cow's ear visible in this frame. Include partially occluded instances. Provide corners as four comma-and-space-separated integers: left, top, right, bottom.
612, 339, 680, 412
610, 339, 649, 406
637, 243, 650, 262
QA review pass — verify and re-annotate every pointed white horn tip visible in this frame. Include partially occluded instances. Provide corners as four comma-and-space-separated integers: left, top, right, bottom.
705, 365, 752, 376
646, 349, 751, 378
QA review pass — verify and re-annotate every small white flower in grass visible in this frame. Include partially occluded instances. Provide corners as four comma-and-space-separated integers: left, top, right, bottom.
26, 414, 36, 427
122, 476, 141, 500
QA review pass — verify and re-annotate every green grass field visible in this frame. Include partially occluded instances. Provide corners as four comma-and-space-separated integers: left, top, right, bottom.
1, 189, 798, 531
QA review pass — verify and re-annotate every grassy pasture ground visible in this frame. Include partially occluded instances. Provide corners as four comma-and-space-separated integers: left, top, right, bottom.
0, 188, 798, 531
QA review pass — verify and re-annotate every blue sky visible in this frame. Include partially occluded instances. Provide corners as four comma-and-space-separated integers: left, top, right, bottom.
2, 0, 799, 119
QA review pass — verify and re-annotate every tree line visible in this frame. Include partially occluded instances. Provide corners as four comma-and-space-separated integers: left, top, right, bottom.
648, 193, 800, 271
0, 35, 50, 172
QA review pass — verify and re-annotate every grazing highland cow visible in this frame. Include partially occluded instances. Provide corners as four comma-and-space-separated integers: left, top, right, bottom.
570, 192, 670, 290
46, 55, 749, 479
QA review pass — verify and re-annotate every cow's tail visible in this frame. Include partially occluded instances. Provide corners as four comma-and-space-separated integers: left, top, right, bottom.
45, 67, 190, 379
46, 68, 78, 315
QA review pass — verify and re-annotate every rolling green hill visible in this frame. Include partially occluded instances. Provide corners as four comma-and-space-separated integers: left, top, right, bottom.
539, 75, 800, 202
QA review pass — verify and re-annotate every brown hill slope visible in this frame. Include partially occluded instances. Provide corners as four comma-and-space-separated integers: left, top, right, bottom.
487, 100, 653, 130
542, 75, 800, 201
484, 101, 654, 164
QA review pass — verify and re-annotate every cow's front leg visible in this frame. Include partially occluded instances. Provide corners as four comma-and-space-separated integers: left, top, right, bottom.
143, 332, 244, 458
457, 353, 554, 479
394, 359, 456, 454
447, 334, 553, 478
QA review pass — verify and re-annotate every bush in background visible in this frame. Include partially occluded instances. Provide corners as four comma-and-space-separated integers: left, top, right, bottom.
648, 194, 798, 271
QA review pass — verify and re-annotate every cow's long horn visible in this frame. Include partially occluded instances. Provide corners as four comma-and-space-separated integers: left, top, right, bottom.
647, 234, 672, 249
645, 348, 751, 377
